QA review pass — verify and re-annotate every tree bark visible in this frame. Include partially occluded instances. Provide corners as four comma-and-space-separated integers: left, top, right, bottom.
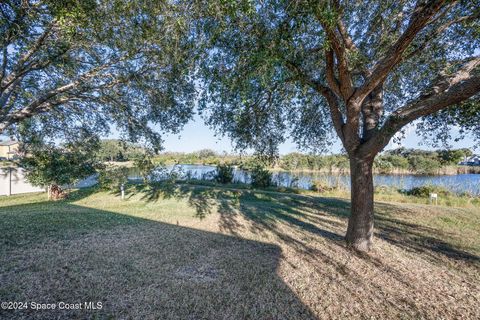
346, 156, 375, 252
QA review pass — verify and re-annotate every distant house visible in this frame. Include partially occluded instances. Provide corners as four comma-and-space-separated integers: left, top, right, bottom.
0, 140, 19, 160
458, 155, 480, 166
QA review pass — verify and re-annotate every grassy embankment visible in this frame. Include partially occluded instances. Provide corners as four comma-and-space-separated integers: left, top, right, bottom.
309, 182, 480, 208
180, 179, 480, 208
0, 184, 479, 319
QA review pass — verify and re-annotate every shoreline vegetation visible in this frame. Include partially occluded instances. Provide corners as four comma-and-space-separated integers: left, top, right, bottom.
95, 166, 480, 209
94, 140, 480, 176
263, 165, 480, 175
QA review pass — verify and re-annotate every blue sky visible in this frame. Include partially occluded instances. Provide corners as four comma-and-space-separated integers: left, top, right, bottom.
160, 114, 477, 154
1, 112, 474, 154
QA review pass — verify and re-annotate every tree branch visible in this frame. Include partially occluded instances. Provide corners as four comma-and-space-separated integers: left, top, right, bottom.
314, 3, 354, 101
358, 57, 480, 158
284, 60, 345, 143
403, 11, 480, 61
0, 56, 125, 130
0, 46, 8, 84
325, 49, 341, 97
0, 22, 55, 92
350, 0, 447, 107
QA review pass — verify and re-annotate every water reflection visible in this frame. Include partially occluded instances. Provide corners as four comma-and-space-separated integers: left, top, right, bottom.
127, 164, 480, 195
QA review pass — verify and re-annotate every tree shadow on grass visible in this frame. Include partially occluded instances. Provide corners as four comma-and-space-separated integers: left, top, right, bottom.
136, 182, 345, 241
311, 196, 480, 265
305, 195, 480, 263
2, 186, 479, 318
132, 184, 469, 317
3, 188, 416, 317
0, 198, 315, 320
374, 209, 480, 264
136, 183, 480, 265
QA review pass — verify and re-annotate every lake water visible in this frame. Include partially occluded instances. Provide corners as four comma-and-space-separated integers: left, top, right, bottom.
128, 164, 480, 195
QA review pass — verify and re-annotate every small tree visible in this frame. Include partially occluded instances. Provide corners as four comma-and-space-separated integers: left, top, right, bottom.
21, 145, 99, 200
133, 154, 156, 184
215, 163, 234, 184
250, 165, 272, 188
98, 166, 129, 191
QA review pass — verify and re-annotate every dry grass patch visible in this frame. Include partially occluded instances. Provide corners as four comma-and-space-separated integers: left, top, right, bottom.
0, 186, 479, 319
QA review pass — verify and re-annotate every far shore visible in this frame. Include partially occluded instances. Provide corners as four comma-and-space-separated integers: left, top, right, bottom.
3, 159, 479, 176
268, 165, 480, 176
109, 160, 480, 176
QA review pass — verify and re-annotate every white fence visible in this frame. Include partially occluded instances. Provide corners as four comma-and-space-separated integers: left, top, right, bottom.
0, 167, 98, 196
0, 167, 45, 196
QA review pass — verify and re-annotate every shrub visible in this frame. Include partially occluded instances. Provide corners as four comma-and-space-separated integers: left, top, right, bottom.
133, 154, 155, 183
374, 185, 399, 195
437, 149, 469, 165
374, 158, 394, 174
239, 157, 263, 170
215, 163, 234, 184
98, 166, 129, 191
197, 149, 217, 158
402, 185, 451, 197
310, 180, 333, 192
408, 156, 441, 175
250, 165, 272, 188
382, 155, 409, 170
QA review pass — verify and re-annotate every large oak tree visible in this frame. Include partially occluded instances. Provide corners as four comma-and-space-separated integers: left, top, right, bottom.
195, 0, 480, 251
1, 0, 195, 148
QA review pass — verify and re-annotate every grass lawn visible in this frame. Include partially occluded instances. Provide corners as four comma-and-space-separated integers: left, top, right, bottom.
0, 184, 479, 319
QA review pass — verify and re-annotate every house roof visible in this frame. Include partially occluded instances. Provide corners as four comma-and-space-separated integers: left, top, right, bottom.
0, 140, 18, 146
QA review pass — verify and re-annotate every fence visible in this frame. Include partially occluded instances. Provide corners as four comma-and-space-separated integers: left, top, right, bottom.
0, 167, 99, 196
0, 167, 45, 196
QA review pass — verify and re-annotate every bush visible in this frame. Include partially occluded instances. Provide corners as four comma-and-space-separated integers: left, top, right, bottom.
197, 149, 217, 158
402, 185, 451, 197
374, 158, 394, 174
215, 163, 234, 184
382, 155, 409, 170
250, 165, 272, 188
374, 185, 399, 195
98, 166, 129, 191
408, 156, 441, 175
133, 154, 155, 183
310, 180, 333, 192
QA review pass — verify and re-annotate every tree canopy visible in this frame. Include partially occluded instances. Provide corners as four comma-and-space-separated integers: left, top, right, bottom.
194, 0, 480, 155
0, 0, 195, 149
94, 139, 146, 162
192, 0, 480, 251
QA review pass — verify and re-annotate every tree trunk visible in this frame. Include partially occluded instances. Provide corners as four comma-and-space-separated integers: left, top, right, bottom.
346, 156, 375, 252
47, 184, 65, 201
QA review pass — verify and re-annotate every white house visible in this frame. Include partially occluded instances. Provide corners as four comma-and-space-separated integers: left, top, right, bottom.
0, 140, 19, 160
459, 155, 480, 166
